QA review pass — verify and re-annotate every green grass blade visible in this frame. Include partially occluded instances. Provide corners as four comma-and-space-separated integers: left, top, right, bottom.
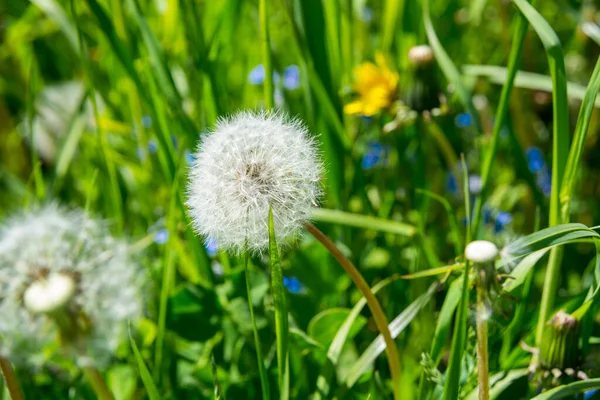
560, 56, 600, 219
244, 249, 270, 400
462, 65, 600, 107
529, 378, 600, 400
382, 0, 405, 51
31, 0, 80, 54
423, 0, 482, 134
269, 207, 289, 400
259, 0, 274, 109
417, 189, 463, 254
311, 208, 416, 237
129, 328, 161, 400
471, 3, 528, 234
345, 284, 436, 387
465, 369, 529, 400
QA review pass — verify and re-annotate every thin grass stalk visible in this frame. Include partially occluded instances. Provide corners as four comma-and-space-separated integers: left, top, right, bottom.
244, 251, 270, 400
259, 0, 274, 109
471, 3, 529, 234
0, 357, 24, 400
82, 366, 115, 400
304, 222, 401, 400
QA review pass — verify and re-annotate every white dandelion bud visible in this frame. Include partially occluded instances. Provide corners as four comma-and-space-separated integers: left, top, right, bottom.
465, 240, 499, 264
408, 45, 434, 67
186, 111, 323, 254
0, 205, 146, 367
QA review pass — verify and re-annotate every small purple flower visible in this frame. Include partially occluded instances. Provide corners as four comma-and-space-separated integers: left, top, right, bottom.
455, 113, 473, 128
526, 146, 545, 173
248, 64, 265, 85
142, 115, 153, 128
148, 139, 158, 154
154, 229, 169, 245
283, 276, 302, 294
205, 238, 219, 257
283, 65, 301, 90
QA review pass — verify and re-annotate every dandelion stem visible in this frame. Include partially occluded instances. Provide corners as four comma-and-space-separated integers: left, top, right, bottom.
475, 277, 490, 400
82, 366, 114, 400
0, 357, 24, 400
244, 253, 270, 400
259, 0, 274, 109
304, 222, 401, 400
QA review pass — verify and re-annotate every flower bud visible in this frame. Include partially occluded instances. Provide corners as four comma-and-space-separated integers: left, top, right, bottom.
465, 240, 499, 264
539, 310, 580, 370
404, 45, 440, 113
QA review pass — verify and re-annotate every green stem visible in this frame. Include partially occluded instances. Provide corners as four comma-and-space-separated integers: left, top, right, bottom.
536, 246, 564, 345
259, 0, 274, 109
304, 222, 401, 400
0, 357, 24, 400
82, 366, 114, 400
471, 4, 529, 235
244, 256, 270, 400
475, 272, 489, 400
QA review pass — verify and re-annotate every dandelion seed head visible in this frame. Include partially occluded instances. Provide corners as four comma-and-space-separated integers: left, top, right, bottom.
0, 205, 146, 367
186, 111, 323, 253
408, 45, 434, 66
465, 240, 499, 264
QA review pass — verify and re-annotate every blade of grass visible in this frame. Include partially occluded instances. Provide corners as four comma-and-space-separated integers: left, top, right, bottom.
471, 1, 529, 235
311, 208, 416, 237
269, 208, 289, 400
130, 328, 161, 400
442, 156, 471, 400
417, 189, 463, 255
423, 0, 482, 135
529, 378, 600, 400
382, 0, 405, 51
259, 0, 274, 109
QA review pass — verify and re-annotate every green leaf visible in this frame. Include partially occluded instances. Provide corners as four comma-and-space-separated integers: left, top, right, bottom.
345, 284, 436, 387
308, 308, 367, 348
503, 249, 548, 294
130, 329, 161, 400
430, 278, 462, 363
269, 207, 290, 400
311, 208, 416, 237
465, 369, 529, 400
529, 378, 600, 400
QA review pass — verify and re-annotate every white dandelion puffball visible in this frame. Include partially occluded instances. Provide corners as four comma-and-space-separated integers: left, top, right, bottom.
465, 240, 499, 264
186, 111, 322, 253
0, 205, 146, 367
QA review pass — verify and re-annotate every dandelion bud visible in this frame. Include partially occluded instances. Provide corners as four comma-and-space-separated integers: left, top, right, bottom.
0, 205, 146, 367
408, 45, 434, 67
465, 240, 499, 264
540, 310, 580, 370
186, 111, 323, 254
405, 45, 440, 113
23, 272, 76, 314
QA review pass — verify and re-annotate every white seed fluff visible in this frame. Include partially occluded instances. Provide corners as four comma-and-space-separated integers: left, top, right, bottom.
465, 240, 499, 264
186, 111, 322, 253
0, 205, 146, 367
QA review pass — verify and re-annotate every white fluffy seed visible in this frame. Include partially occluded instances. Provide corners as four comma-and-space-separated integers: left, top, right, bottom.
23, 273, 76, 314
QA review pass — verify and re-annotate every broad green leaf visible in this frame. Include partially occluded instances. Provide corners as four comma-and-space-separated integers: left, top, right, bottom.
503, 249, 548, 294
269, 207, 290, 400
130, 329, 161, 400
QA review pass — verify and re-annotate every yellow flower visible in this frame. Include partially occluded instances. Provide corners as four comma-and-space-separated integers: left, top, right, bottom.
344, 53, 399, 117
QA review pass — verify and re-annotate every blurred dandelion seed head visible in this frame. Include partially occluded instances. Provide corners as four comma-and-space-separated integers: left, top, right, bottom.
0, 205, 146, 367
465, 240, 499, 264
408, 45, 434, 66
186, 111, 323, 254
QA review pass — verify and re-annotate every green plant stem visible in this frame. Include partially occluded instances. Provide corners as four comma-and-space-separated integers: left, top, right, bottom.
244, 257, 270, 400
475, 273, 489, 400
82, 366, 114, 400
304, 222, 401, 400
471, 4, 529, 235
0, 357, 24, 400
259, 0, 274, 109
536, 246, 564, 345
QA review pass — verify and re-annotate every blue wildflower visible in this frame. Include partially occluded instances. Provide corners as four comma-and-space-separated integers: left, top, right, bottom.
483, 207, 492, 225
205, 238, 219, 257
526, 147, 545, 173
148, 139, 158, 154
446, 174, 458, 195
455, 112, 473, 128
494, 211, 513, 233
536, 168, 552, 197
141, 115, 152, 128
248, 64, 265, 85
154, 229, 169, 245
584, 389, 599, 400
362, 142, 387, 170
283, 65, 301, 90
184, 149, 195, 165
283, 276, 302, 294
